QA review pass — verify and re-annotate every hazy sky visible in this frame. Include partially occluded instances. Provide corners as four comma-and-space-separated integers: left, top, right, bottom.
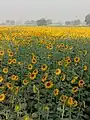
0, 0, 90, 22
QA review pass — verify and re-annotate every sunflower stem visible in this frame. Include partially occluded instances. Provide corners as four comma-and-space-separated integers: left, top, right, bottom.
69, 106, 72, 120
37, 88, 40, 120
61, 104, 65, 120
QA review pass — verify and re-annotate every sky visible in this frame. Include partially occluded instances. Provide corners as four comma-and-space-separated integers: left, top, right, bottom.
0, 0, 90, 22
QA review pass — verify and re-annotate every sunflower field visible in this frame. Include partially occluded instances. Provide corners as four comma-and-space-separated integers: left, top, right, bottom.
0, 26, 90, 120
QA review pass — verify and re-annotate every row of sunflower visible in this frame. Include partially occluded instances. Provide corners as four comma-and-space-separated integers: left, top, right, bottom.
0, 27, 90, 120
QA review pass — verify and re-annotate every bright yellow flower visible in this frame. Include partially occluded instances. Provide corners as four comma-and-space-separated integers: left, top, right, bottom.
0, 76, 4, 82
3, 68, 8, 74
0, 93, 5, 102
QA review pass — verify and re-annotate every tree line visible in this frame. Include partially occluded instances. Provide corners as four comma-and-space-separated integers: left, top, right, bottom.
0, 14, 90, 26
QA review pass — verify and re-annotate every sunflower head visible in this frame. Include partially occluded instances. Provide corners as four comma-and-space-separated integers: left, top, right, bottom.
44, 81, 53, 89
3, 68, 8, 74
55, 68, 61, 75
0, 93, 5, 102
53, 89, 59, 96
41, 64, 48, 71
0, 76, 4, 82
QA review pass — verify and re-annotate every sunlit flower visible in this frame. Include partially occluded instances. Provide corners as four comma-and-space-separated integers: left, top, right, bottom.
8, 59, 12, 64
78, 80, 85, 87
3, 68, 8, 74
73, 100, 78, 107
74, 57, 80, 63
0, 50, 4, 56
42, 73, 48, 82
0, 76, 4, 82
41, 64, 48, 71
60, 95, 68, 103
23, 79, 29, 85
32, 69, 38, 75
8, 52, 14, 57
67, 97, 74, 106
44, 81, 53, 89
83, 65, 88, 71
30, 73, 36, 80
53, 88, 59, 96
0, 93, 5, 102
32, 58, 37, 64
72, 86, 78, 93
12, 58, 17, 64
28, 64, 33, 70
55, 68, 61, 75
6, 82, 13, 90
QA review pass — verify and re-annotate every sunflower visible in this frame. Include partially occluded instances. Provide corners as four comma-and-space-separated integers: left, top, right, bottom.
65, 56, 71, 61
67, 97, 74, 106
69, 46, 73, 50
71, 79, 76, 84
65, 45, 68, 50
32, 55, 37, 60
0, 76, 4, 82
6, 82, 13, 90
0, 50, 4, 56
15, 86, 19, 94
73, 100, 78, 107
11, 75, 19, 81
53, 89, 59, 96
32, 69, 38, 75
15, 75, 19, 81
7, 49, 11, 53
60, 43, 65, 48
61, 73, 66, 81
41, 64, 48, 71
12, 59, 17, 64
0, 93, 5, 102
74, 57, 80, 63
78, 80, 85, 87
55, 68, 61, 75
44, 81, 53, 89
28, 64, 33, 70
72, 86, 78, 93
47, 54, 52, 59
32, 58, 37, 64
8, 59, 12, 64
3, 68, 8, 74
18, 61, 23, 65
8, 52, 14, 57
42, 73, 48, 82
23, 80, 29, 85
66, 59, 71, 64
30, 73, 36, 80
58, 60, 63, 66
46, 44, 53, 50
60, 95, 68, 103
83, 65, 88, 71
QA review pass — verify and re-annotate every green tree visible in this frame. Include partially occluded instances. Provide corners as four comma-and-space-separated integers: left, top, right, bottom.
36, 18, 47, 26
85, 14, 90, 25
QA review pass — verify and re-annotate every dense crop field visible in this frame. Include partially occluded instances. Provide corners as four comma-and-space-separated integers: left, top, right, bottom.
0, 26, 90, 120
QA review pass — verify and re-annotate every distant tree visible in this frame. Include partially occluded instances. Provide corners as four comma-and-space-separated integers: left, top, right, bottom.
72, 19, 81, 26
46, 19, 52, 25
85, 14, 90, 25
65, 21, 72, 26
24, 20, 31, 25
5, 20, 10, 25
5, 20, 15, 25
36, 18, 47, 26
10, 20, 15, 25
